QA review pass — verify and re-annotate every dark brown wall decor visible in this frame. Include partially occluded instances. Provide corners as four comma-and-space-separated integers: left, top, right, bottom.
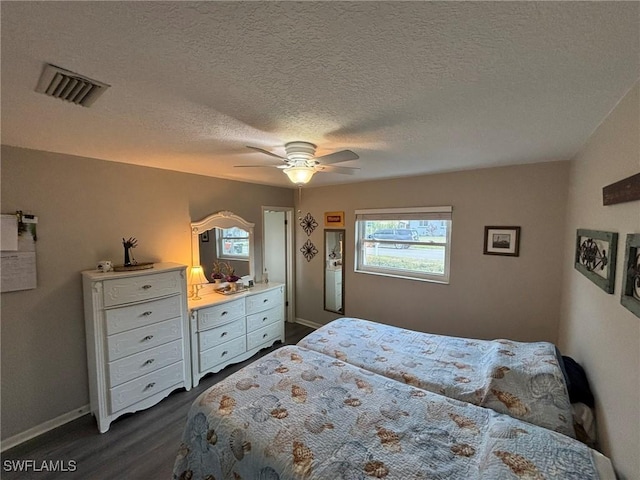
603, 173, 640, 205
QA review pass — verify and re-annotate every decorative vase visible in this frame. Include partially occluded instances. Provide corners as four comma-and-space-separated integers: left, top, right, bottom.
123, 246, 132, 266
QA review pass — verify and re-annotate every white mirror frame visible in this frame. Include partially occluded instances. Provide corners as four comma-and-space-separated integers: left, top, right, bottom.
191, 211, 255, 280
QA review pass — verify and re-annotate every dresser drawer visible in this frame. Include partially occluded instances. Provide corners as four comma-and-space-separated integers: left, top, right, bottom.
107, 317, 182, 362
200, 336, 246, 371
245, 287, 283, 315
199, 318, 246, 351
246, 321, 282, 351
108, 339, 183, 387
246, 306, 283, 333
109, 361, 184, 413
197, 298, 245, 331
105, 295, 182, 335
103, 271, 183, 307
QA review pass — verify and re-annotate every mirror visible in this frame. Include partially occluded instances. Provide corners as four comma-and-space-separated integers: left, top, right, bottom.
324, 229, 345, 313
191, 211, 255, 283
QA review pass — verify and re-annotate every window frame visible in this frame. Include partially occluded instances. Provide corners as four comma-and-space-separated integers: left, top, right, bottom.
354, 206, 452, 284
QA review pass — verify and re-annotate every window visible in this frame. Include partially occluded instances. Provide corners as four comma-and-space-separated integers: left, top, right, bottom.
216, 227, 249, 261
355, 206, 452, 283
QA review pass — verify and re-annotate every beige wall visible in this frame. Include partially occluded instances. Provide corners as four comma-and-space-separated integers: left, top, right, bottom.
559, 82, 639, 480
295, 161, 570, 343
0, 146, 293, 441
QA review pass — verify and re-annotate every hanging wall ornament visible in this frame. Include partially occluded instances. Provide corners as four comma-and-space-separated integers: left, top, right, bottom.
300, 239, 318, 262
300, 212, 318, 236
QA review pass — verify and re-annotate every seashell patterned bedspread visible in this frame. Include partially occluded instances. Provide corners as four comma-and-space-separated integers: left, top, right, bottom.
173, 345, 612, 480
297, 317, 575, 438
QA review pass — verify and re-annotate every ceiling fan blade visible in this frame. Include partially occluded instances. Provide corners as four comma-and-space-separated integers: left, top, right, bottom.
234, 164, 282, 169
246, 146, 286, 160
314, 149, 359, 165
315, 165, 360, 175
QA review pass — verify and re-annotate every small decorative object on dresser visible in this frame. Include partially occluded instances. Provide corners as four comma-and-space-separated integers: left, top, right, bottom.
574, 229, 618, 294
81, 262, 191, 432
97, 260, 113, 272
210, 260, 225, 283
189, 283, 285, 387
113, 236, 154, 271
621, 233, 640, 317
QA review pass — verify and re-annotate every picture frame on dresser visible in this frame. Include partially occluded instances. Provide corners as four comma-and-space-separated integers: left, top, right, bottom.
621, 233, 640, 317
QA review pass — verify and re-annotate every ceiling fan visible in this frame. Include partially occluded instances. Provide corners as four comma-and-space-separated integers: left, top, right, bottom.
236, 141, 359, 185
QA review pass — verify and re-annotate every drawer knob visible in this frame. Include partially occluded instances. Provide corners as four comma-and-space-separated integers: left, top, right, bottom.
142, 311, 153, 316
143, 359, 155, 366
262, 333, 268, 338
263, 299, 268, 303
221, 351, 228, 357
262, 317, 268, 322
142, 285, 153, 290
142, 335, 154, 341
144, 382, 156, 390
221, 311, 228, 316
220, 332, 228, 337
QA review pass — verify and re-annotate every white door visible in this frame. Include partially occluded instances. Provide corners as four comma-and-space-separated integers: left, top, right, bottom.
263, 207, 295, 322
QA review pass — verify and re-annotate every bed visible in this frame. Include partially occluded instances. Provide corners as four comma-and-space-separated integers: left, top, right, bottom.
298, 317, 575, 438
173, 345, 614, 480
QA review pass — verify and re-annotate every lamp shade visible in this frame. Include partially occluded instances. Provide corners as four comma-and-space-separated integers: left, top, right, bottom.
188, 265, 208, 286
284, 165, 315, 185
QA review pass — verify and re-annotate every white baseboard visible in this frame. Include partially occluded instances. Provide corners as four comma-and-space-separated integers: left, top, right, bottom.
294, 317, 323, 329
1, 404, 90, 452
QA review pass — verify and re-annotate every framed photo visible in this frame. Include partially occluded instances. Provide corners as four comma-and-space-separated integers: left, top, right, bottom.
574, 229, 617, 294
324, 211, 345, 228
621, 233, 640, 317
483, 226, 520, 256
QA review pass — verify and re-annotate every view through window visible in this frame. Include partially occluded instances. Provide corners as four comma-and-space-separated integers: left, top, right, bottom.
217, 227, 249, 260
355, 207, 452, 283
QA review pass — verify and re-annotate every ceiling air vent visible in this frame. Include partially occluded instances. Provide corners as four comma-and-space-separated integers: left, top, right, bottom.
35, 64, 110, 107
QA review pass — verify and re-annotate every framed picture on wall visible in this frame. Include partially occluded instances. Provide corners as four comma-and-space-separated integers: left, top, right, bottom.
621, 233, 640, 317
324, 211, 345, 227
574, 229, 617, 294
483, 226, 521, 256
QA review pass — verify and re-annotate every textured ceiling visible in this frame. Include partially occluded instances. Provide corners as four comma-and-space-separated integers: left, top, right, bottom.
1, 2, 638, 188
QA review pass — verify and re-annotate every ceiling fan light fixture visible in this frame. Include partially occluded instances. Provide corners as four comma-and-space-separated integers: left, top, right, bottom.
284, 165, 315, 185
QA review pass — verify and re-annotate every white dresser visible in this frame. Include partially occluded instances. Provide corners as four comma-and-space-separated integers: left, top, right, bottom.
82, 262, 191, 433
189, 283, 285, 386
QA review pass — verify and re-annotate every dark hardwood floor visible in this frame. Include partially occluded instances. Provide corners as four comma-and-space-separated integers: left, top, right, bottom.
1, 322, 314, 480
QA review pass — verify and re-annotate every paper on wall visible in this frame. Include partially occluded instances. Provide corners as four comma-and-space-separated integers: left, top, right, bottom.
1, 214, 18, 251
1, 251, 37, 292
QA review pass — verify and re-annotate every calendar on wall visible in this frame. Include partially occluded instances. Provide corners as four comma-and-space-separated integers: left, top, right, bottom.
1, 213, 38, 293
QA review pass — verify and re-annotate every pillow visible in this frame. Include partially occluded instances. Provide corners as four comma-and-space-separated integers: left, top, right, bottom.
562, 355, 595, 408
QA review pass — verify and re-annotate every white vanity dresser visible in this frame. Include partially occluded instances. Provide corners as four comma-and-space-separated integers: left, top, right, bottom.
189, 283, 285, 386
82, 262, 191, 432
188, 210, 285, 385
